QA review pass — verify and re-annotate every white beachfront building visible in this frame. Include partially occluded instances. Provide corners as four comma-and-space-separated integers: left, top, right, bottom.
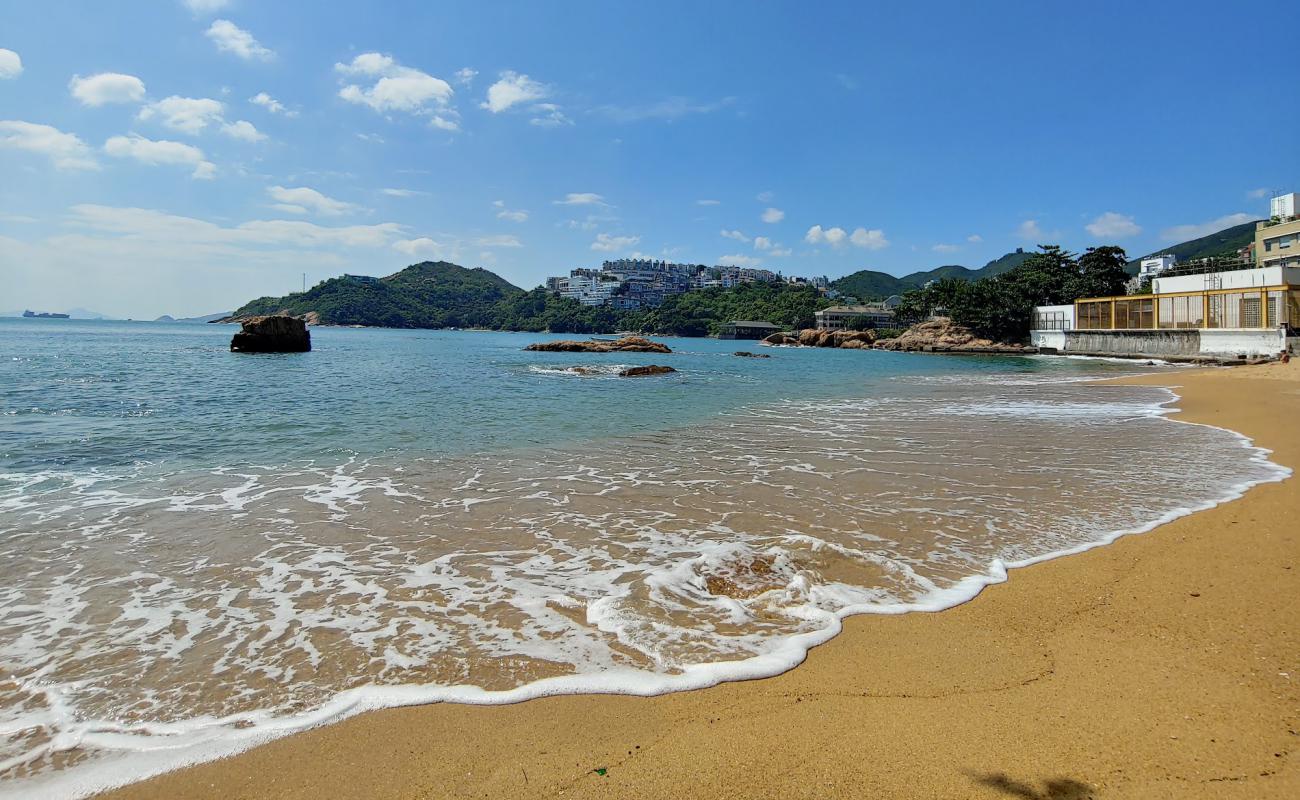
1032, 264, 1300, 358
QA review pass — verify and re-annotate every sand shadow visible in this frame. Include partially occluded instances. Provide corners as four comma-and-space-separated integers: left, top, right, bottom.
973, 772, 1095, 799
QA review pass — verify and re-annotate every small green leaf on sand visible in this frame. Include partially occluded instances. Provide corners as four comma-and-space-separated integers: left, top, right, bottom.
593, 768, 607, 776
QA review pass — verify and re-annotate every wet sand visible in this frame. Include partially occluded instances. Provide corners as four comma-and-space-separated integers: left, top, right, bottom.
104, 360, 1300, 800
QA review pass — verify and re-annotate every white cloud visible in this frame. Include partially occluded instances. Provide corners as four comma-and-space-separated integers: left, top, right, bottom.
454, 67, 477, 86
382, 188, 425, 197
753, 236, 772, 250
1016, 219, 1044, 240
591, 233, 639, 252
760, 207, 784, 224
249, 92, 296, 117
717, 253, 762, 268
805, 225, 845, 246
481, 70, 547, 113
138, 96, 225, 135
392, 237, 444, 258
266, 185, 357, 216
721, 228, 750, 243
0, 120, 99, 171
429, 115, 460, 132
756, 190, 774, 203
495, 202, 528, 222
849, 227, 888, 249
967, 234, 983, 243
696, 199, 720, 206
220, 119, 265, 142
554, 192, 606, 206
0, 49, 21, 80
183, 0, 230, 13
932, 243, 960, 253
69, 73, 146, 107
103, 134, 214, 179
769, 247, 792, 257
804, 224, 888, 250
356, 133, 385, 144
595, 96, 736, 123
1159, 213, 1255, 242
1085, 211, 1141, 239
205, 20, 274, 61
1247, 188, 1270, 199
335, 53, 453, 116
529, 103, 572, 128
475, 234, 522, 248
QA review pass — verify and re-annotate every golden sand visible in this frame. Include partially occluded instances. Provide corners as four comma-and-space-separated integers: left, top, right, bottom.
104, 361, 1300, 800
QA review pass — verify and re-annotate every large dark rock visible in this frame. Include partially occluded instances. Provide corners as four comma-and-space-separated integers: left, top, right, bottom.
230, 315, 311, 353
618, 365, 676, 377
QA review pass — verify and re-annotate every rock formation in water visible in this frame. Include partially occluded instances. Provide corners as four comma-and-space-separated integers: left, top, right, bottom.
618, 365, 676, 377
229, 315, 311, 353
733, 351, 772, 358
763, 329, 876, 349
525, 336, 672, 354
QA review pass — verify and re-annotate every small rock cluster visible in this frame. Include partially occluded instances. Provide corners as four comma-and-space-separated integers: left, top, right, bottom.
525, 336, 672, 354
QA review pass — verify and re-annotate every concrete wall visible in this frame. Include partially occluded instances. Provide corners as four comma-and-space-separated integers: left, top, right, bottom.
1198, 328, 1287, 357
1031, 328, 1289, 358
1064, 329, 1201, 356
1030, 330, 1066, 350
1153, 265, 1299, 294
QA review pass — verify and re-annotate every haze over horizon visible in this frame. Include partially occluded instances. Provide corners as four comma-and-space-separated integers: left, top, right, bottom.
2, 0, 1296, 319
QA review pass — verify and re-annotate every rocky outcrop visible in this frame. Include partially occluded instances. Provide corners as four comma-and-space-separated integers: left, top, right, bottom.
763, 329, 877, 349
873, 318, 1028, 353
734, 351, 771, 358
618, 365, 676, 377
230, 315, 311, 353
525, 336, 671, 354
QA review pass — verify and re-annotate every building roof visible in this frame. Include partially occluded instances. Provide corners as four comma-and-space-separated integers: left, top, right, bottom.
724, 320, 780, 328
817, 304, 891, 314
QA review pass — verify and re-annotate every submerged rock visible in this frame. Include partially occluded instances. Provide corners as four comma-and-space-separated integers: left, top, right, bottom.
734, 351, 772, 358
230, 315, 311, 353
618, 365, 676, 377
525, 336, 672, 354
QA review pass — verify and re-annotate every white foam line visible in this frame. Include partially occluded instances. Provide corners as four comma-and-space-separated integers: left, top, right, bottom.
5, 386, 1290, 800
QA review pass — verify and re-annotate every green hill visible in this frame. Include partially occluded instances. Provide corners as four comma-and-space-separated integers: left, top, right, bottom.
830, 249, 1034, 300
1133, 220, 1259, 265
229, 262, 523, 328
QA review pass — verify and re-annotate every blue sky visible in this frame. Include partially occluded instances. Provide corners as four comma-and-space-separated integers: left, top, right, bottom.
1, 0, 1296, 318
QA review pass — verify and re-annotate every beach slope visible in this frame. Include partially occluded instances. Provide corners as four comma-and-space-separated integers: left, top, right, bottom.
105, 362, 1300, 800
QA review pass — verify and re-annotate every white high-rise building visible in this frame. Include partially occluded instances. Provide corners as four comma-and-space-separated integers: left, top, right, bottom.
1139, 254, 1176, 281
1271, 192, 1298, 220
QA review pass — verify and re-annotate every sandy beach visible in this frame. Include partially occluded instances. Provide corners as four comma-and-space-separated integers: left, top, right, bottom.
103, 360, 1300, 800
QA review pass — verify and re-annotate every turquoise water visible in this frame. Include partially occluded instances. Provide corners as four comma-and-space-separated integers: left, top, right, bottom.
1, 318, 1154, 473
0, 318, 1288, 799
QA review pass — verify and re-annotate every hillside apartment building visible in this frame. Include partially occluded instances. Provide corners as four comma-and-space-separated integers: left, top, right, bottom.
1032, 193, 1300, 359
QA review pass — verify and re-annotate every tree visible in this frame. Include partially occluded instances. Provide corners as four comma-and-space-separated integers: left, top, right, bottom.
1070, 246, 1129, 299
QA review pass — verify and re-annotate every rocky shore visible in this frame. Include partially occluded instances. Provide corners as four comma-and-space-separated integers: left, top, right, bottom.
764, 319, 1032, 354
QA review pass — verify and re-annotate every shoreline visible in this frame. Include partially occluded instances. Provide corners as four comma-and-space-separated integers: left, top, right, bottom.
88, 360, 1300, 798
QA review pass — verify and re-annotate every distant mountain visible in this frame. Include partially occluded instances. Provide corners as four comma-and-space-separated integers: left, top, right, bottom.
156, 312, 232, 323
1132, 220, 1260, 267
831, 249, 1034, 300
65, 308, 111, 320
226, 262, 524, 327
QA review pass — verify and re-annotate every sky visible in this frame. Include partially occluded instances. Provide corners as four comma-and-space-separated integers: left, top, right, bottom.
1, 0, 1297, 318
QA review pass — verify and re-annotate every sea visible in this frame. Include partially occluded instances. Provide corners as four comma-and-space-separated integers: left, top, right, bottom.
0, 318, 1288, 798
